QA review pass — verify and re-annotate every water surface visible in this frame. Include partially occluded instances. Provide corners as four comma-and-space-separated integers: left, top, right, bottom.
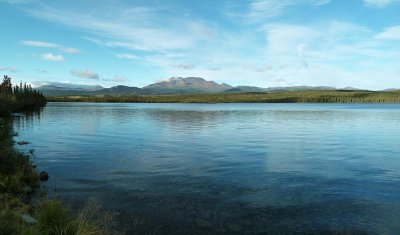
15, 103, 400, 234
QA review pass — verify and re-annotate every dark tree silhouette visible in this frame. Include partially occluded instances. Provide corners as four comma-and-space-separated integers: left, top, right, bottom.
0, 75, 12, 94
0, 75, 46, 117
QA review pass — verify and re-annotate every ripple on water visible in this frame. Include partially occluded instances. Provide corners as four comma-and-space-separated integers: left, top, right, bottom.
14, 103, 400, 235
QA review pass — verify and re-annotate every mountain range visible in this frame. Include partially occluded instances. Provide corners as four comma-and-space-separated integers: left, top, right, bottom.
36, 77, 368, 96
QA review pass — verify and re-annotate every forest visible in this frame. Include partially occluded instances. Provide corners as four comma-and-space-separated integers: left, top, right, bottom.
0, 75, 46, 117
47, 89, 400, 103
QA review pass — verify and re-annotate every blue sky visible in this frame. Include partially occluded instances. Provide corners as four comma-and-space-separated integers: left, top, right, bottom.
0, 0, 399, 89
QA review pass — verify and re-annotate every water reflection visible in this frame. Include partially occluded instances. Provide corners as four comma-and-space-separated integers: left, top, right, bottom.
14, 103, 400, 235
13, 108, 42, 132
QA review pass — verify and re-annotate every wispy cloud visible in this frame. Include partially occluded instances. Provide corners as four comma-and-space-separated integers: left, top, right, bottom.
60, 47, 81, 54
21, 40, 80, 53
4, 0, 400, 89
0, 65, 18, 73
114, 53, 141, 60
364, 0, 400, 7
70, 69, 99, 80
176, 64, 196, 70
19, 3, 218, 53
31, 81, 102, 89
245, 0, 330, 21
375, 26, 400, 40
35, 69, 48, 74
112, 76, 129, 82
102, 76, 130, 83
42, 53, 64, 61
21, 40, 59, 48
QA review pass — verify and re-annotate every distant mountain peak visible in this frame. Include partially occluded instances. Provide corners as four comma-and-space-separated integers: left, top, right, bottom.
340, 86, 364, 91
35, 78, 374, 96
144, 77, 232, 91
168, 77, 205, 82
36, 82, 104, 91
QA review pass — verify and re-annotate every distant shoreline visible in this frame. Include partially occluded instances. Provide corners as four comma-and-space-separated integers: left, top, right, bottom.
45, 90, 400, 103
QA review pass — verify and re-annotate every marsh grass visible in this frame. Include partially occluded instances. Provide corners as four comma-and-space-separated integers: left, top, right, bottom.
0, 195, 124, 235
74, 198, 124, 235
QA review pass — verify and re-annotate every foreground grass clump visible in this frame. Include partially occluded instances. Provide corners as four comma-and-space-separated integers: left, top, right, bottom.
47, 90, 400, 103
36, 200, 72, 235
35, 199, 123, 235
0, 197, 123, 235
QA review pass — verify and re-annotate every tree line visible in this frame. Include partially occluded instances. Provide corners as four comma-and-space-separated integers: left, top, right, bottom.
47, 90, 400, 103
0, 75, 46, 117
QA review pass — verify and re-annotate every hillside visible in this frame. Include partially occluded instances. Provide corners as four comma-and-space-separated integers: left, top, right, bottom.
36, 77, 375, 96
143, 77, 232, 93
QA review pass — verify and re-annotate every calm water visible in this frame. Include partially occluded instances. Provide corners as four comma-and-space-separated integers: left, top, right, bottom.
15, 103, 400, 234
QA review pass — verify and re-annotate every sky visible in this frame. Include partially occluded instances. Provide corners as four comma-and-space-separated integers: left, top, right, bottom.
0, 0, 400, 89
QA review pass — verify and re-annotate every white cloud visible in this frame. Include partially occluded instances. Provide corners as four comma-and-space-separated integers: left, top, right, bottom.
21, 40, 80, 53
187, 21, 218, 41
125, 19, 400, 89
114, 53, 141, 60
35, 69, 48, 74
99, 75, 130, 83
246, 0, 330, 21
21, 40, 60, 48
110, 76, 130, 82
41, 53, 64, 61
0, 65, 18, 72
263, 24, 318, 54
177, 64, 196, 70
21, 4, 217, 53
60, 47, 81, 53
5, 1, 400, 89
261, 21, 375, 63
375, 26, 400, 40
364, 0, 400, 7
70, 69, 99, 80
31, 81, 103, 89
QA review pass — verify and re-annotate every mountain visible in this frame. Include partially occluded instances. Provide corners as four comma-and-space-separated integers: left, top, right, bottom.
36, 77, 374, 96
35, 82, 104, 91
38, 85, 143, 96
225, 85, 336, 93
224, 86, 266, 93
263, 86, 336, 92
38, 77, 233, 96
338, 86, 367, 91
383, 88, 400, 92
37, 83, 105, 96
143, 77, 232, 94
96, 85, 142, 95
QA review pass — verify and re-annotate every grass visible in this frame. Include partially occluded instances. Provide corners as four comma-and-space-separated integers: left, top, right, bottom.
46, 90, 400, 103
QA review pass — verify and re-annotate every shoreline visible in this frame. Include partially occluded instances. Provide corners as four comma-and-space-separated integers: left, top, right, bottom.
44, 90, 400, 103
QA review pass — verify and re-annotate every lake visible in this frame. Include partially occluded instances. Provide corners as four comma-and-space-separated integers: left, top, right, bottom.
14, 102, 400, 234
